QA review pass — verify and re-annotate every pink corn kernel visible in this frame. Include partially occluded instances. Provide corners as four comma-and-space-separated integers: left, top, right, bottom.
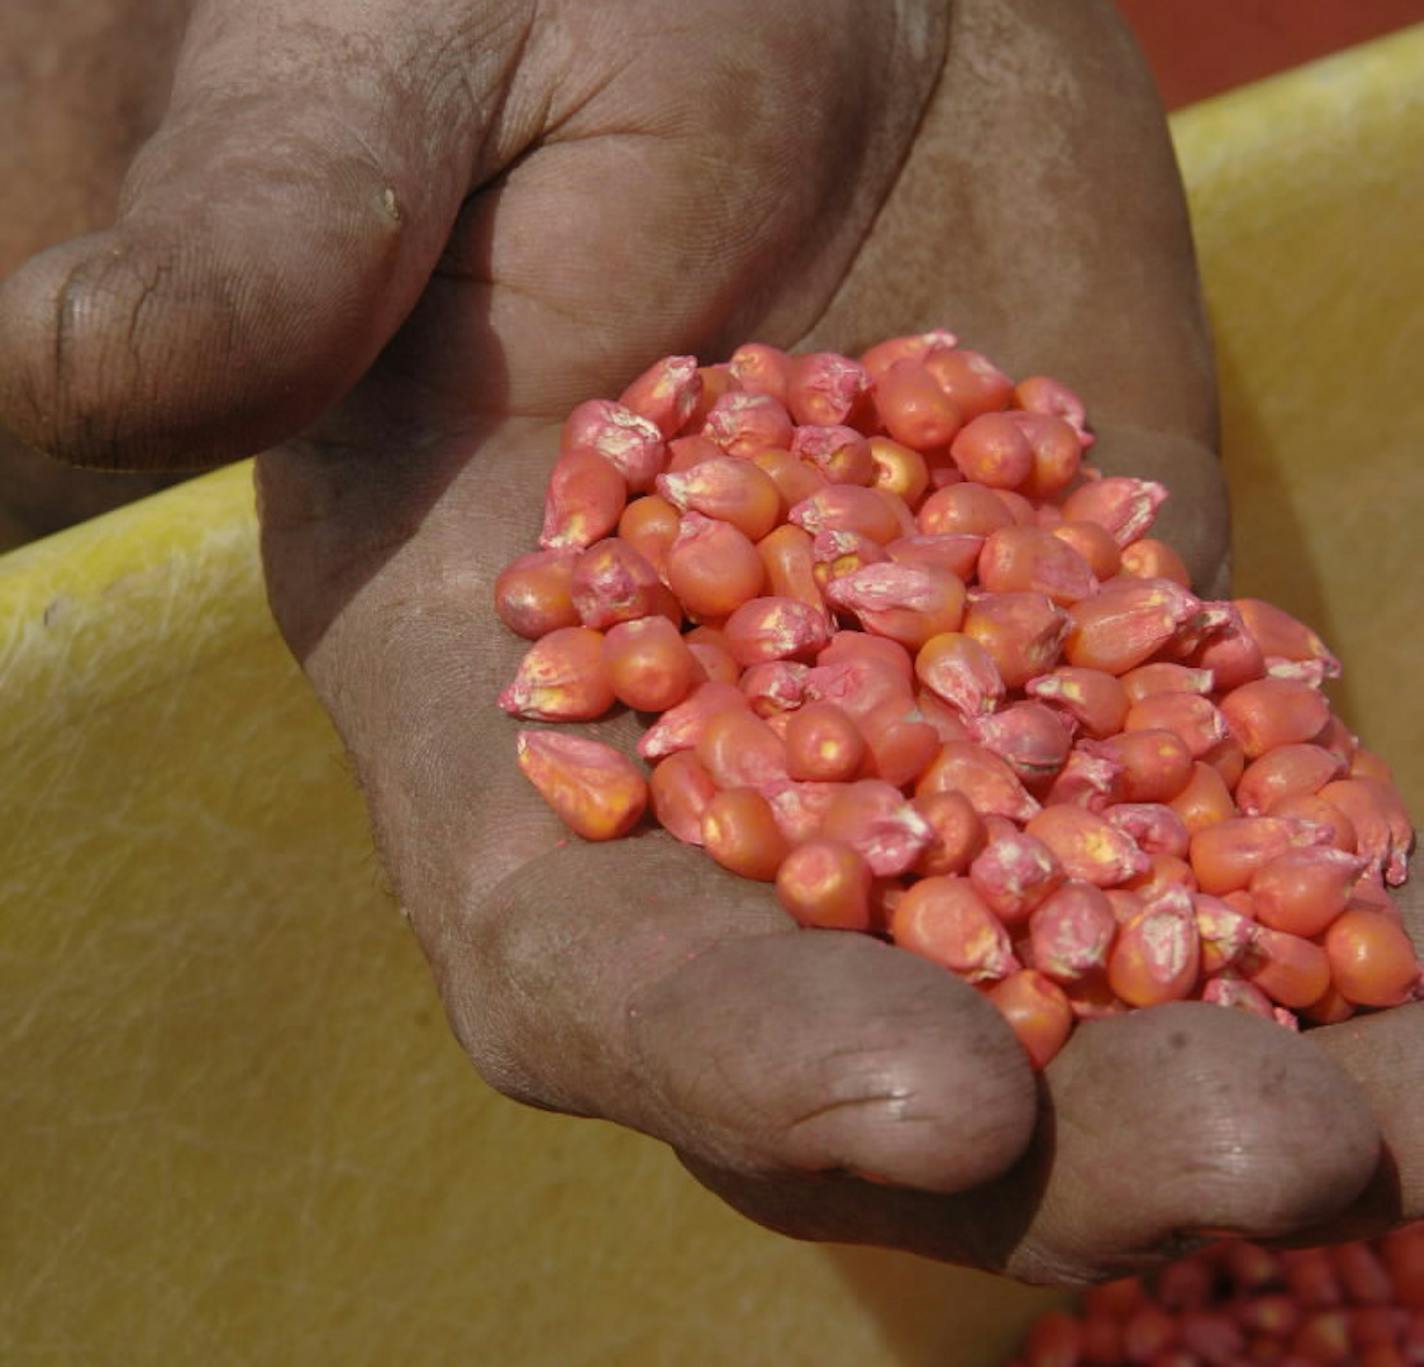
637, 681, 748, 760
703, 390, 795, 457
821, 780, 935, 877
563, 398, 668, 492
618, 355, 702, 439
1029, 882, 1118, 984
969, 831, 1065, 924
787, 352, 872, 427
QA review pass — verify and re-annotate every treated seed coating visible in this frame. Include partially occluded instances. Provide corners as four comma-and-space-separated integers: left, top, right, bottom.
913, 790, 987, 877
1026, 805, 1150, 887
859, 699, 941, 789
1220, 678, 1333, 759
785, 702, 866, 782
1046, 747, 1126, 811
1012, 412, 1084, 500
562, 398, 667, 492
860, 329, 959, 380
760, 779, 845, 845
988, 970, 1074, 1070
1026, 666, 1129, 739
723, 595, 831, 666
923, 347, 1014, 420
916, 631, 1006, 716
1014, 376, 1092, 446
666, 433, 724, 473
1237, 597, 1342, 676
570, 538, 673, 630
819, 629, 915, 681
891, 876, 1017, 983
687, 638, 740, 687
1186, 602, 1267, 691
617, 355, 702, 439
789, 485, 903, 544
1240, 925, 1331, 1008
701, 788, 789, 881
637, 681, 748, 760
1318, 778, 1415, 887
775, 841, 873, 930
803, 658, 911, 721
824, 563, 967, 650
1030, 882, 1118, 984
1325, 909, 1420, 1007
503, 331, 1417, 1069
790, 424, 875, 487
917, 741, 1042, 822
963, 592, 1070, 690
821, 780, 934, 877
970, 702, 1073, 787
494, 549, 581, 640
1124, 692, 1230, 759
1189, 816, 1327, 896
786, 352, 870, 427
656, 457, 781, 541
664, 512, 766, 620
1121, 663, 1215, 705
516, 731, 648, 841
649, 751, 720, 845
1202, 735, 1247, 790
603, 616, 697, 712
728, 342, 792, 403
1120, 537, 1191, 587
1123, 852, 1198, 903
970, 830, 1064, 923
540, 449, 629, 551
750, 447, 827, 509
1090, 729, 1194, 804
703, 390, 795, 457
1249, 847, 1367, 938
1195, 895, 1256, 975
499, 626, 615, 721
917, 482, 1015, 538
1060, 476, 1168, 546
949, 412, 1033, 488
1106, 804, 1191, 858
876, 359, 963, 450
1109, 894, 1200, 1008
617, 495, 681, 578
887, 532, 985, 580
695, 706, 789, 789
867, 437, 930, 505
811, 528, 888, 586
978, 525, 1097, 604
757, 523, 829, 622
1065, 578, 1201, 675
1050, 520, 1123, 580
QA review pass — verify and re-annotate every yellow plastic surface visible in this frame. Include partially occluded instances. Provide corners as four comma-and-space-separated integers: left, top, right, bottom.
2, 27, 1422, 1364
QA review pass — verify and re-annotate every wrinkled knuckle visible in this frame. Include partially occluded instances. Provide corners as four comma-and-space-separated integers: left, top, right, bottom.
417, 886, 578, 1116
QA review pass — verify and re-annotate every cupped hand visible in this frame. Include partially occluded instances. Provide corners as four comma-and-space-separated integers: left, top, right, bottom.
3, 0, 1420, 1284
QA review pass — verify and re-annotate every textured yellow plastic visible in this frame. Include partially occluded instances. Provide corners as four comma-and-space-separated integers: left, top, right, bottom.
2, 27, 1421, 1364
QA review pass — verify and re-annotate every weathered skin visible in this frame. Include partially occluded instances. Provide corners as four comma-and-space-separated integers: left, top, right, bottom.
4, 0, 1420, 1288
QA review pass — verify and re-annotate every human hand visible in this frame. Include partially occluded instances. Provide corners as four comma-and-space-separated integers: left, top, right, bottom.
3, 0, 1419, 1284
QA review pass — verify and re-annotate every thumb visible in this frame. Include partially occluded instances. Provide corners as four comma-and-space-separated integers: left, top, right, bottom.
0, 0, 535, 471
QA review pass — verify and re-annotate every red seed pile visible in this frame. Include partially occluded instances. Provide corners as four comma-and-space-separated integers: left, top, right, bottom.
494, 332, 1418, 1069
1010, 1226, 1424, 1366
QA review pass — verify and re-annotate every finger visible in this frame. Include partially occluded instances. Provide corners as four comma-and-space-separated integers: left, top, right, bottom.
688, 1001, 1382, 1284
0, 0, 535, 471
1300, 876, 1424, 1241
261, 428, 1041, 1193
445, 835, 1039, 1196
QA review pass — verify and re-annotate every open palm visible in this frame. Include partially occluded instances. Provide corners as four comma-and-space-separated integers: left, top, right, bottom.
2, 0, 1418, 1284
